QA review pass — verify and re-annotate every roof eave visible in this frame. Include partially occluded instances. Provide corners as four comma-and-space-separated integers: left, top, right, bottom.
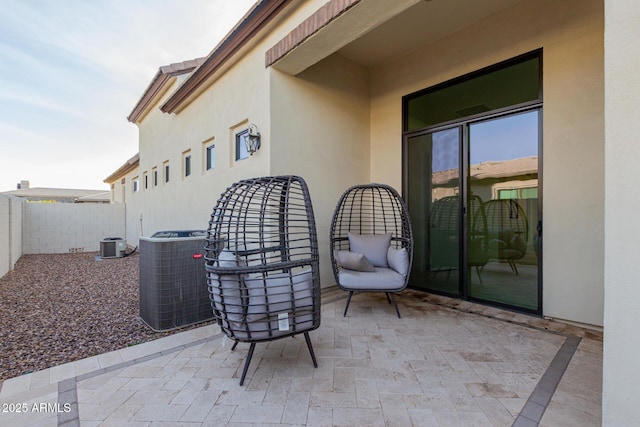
104, 153, 140, 184
160, 0, 294, 114
127, 58, 207, 124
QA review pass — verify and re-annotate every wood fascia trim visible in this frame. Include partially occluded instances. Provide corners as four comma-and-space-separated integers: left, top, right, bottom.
160, 0, 293, 114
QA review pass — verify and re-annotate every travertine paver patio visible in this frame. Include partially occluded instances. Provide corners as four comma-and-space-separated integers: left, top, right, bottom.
0, 287, 602, 426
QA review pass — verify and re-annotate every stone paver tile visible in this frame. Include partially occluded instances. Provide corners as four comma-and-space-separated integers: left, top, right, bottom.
0, 391, 58, 427
310, 391, 357, 408
96, 350, 125, 370
215, 389, 266, 406
262, 377, 292, 406
202, 404, 237, 425
379, 393, 411, 427
464, 382, 518, 398
179, 390, 222, 422
407, 408, 440, 427
355, 378, 380, 408
79, 389, 136, 421
474, 396, 515, 426
333, 367, 356, 393
126, 388, 178, 406
539, 400, 601, 427
130, 403, 189, 422
72, 356, 101, 377
282, 391, 311, 424
307, 406, 333, 427
498, 397, 527, 417
170, 378, 210, 405
333, 407, 385, 427
229, 404, 284, 424
0, 373, 32, 398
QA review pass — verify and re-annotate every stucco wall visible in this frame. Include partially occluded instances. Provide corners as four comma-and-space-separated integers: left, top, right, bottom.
270, 53, 371, 285
603, 0, 640, 423
23, 203, 125, 254
369, 0, 604, 326
0, 194, 24, 278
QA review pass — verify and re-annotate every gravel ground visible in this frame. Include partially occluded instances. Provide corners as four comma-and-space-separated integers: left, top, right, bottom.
0, 252, 212, 382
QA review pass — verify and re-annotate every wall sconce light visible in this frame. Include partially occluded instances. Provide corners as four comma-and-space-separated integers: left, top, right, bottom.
245, 124, 261, 155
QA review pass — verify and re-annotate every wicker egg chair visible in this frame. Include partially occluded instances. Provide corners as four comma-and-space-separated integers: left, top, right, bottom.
204, 176, 321, 385
330, 184, 413, 318
484, 198, 528, 275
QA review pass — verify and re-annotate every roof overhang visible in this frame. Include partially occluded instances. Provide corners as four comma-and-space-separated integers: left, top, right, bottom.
266, 0, 424, 75
267, 0, 524, 74
128, 59, 206, 124
160, 0, 295, 115
104, 153, 140, 184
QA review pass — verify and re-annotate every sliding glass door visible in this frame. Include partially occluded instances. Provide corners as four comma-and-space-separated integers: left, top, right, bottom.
467, 111, 540, 311
403, 51, 542, 314
406, 128, 461, 295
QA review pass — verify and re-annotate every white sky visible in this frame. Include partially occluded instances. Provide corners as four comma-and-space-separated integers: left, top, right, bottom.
0, 0, 256, 192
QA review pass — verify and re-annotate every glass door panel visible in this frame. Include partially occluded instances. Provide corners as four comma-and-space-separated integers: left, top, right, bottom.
406, 128, 461, 295
467, 111, 539, 311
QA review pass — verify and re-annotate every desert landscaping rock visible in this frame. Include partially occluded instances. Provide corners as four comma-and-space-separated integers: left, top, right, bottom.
0, 252, 211, 381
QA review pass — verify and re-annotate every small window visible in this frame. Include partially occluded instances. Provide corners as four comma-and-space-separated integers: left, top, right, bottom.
143, 172, 148, 190
152, 167, 158, 187
235, 129, 249, 161
183, 151, 192, 178
163, 161, 170, 183
133, 177, 140, 193
206, 144, 215, 170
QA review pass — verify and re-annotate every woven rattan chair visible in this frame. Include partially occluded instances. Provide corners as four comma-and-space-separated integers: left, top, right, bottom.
430, 195, 488, 283
204, 176, 321, 385
330, 184, 413, 318
484, 199, 528, 275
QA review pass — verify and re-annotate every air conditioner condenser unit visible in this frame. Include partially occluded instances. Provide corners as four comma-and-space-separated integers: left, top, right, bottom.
100, 237, 127, 258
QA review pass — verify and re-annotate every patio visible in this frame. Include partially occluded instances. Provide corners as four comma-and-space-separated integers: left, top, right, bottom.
0, 287, 602, 426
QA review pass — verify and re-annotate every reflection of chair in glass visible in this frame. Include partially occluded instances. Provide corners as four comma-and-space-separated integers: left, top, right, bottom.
430, 195, 488, 283
204, 176, 321, 386
484, 199, 528, 275
429, 196, 459, 276
468, 195, 489, 283
330, 184, 413, 318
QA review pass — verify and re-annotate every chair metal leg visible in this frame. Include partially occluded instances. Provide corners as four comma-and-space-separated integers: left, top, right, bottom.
343, 291, 354, 317
385, 292, 392, 303
239, 342, 256, 386
304, 332, 318, 368
389, 292, 401, 318
475, 266, 483, 285
231, 340, 239, 351
508, 259, 520, 275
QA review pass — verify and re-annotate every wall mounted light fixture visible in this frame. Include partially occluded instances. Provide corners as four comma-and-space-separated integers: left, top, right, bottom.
245, 124, 261, 155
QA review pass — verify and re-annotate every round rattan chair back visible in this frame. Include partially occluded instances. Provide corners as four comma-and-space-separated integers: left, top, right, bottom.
204, 175, 320, 385
329, 183, 413, 317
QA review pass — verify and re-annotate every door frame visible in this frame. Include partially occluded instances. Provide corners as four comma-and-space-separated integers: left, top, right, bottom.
402, 105, 543, 315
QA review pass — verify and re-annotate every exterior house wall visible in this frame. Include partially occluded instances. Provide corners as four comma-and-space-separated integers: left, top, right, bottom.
603, 0, 640, 423
270, 53, 371, 284
126, 52, 274, 245
368, 0, 604, 326
0, 194, 24, 278
23, 203, 125, 254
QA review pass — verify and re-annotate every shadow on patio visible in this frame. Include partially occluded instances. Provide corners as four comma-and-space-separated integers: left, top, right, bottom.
0, 285, 601, 427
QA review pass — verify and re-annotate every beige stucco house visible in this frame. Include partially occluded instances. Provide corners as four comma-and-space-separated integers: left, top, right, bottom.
104, 0, 640, 423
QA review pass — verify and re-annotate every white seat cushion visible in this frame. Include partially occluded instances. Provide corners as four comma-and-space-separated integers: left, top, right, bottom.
338, 267, 405, 291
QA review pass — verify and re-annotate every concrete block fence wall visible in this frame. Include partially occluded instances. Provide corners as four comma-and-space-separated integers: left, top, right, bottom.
0, 199, 126, 278
0, 194, 24, 278
23, 203, 126, 254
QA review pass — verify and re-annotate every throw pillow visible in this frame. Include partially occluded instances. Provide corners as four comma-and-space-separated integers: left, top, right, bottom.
348, 232, 392, 267
335, 250, 376, 272
387, 247, 409, 276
